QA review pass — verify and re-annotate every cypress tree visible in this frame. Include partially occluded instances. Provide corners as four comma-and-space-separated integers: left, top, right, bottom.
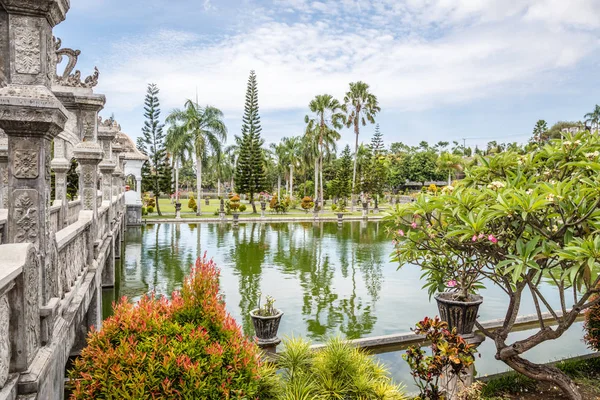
235, 70, 267, 213
332, 145, 353, 202
140, 83, 167, 216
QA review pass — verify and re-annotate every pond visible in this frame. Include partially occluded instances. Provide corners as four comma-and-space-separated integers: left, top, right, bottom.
104, 221, 591, 387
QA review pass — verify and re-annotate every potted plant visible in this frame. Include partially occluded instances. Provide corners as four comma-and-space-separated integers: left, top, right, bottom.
389, 189, 487, 336
204, 196, 210, 206
230, 194, 240, 222
404, 316, 477, 400
250, 294, 283, 346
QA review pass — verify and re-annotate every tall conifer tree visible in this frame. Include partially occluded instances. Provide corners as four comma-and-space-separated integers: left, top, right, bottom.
370, 124, 385, 154
140, 83, 167, 215
235, 70, 267, 213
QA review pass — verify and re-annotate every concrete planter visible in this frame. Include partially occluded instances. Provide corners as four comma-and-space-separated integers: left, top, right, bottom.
250, 309, 283, 346
205, 199, 210, 205
435, 293, 483, 337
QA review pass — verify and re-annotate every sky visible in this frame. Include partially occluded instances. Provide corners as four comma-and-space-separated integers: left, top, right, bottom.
54, 0, 600, 151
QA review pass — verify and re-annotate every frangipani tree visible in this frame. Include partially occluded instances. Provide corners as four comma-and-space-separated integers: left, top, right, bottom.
389, 131, 600, 400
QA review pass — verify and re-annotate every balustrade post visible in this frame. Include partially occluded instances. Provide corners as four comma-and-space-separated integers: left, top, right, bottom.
0, 134, 7, 209
97, 118, 117, 216
111, 142, 123, 200
51, 138, 69, 229
0, 0, 70, 369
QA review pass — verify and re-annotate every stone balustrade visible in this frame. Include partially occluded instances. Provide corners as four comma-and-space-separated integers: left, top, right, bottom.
49, 204, 61, 234
67, 200, 82, 226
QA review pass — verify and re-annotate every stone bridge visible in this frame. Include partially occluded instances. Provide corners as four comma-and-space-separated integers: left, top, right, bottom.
0, 1, 147, 399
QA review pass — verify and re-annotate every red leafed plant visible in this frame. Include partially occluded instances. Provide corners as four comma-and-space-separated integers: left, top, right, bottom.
584, 293, 600, 352
403, 317, 477, 400
69, 254, 277, 399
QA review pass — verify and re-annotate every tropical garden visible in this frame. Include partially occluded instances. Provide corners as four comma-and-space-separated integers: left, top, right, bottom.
75, 70, 600, 399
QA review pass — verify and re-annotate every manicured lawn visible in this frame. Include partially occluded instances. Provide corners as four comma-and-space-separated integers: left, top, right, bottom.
143, 198, 392, 220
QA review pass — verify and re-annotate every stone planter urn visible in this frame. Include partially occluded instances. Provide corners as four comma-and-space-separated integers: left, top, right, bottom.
175, 202, 182, 219
232, 212, 239, 224
435, 293, 483, 337
260, 201, 266, 218
250, 309, 283, 347
337, 213, 344, 225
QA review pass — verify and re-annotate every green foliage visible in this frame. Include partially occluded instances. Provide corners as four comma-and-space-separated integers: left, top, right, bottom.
146, 206, 154, 214
69, 256, 272, 399
275, 337, 407, 400
235, 70, 268, 201
239, 204, 247, 212
254, 294, 278, 317
331, 145, 353, 200
139, 83, 167, 216
141, 206, 148, 216
269, 194, 288, 214
531, 119, 548, 144
230, 194, 241, 211
584, 292, 600, 352
300, 196, 314, 212
188, 195, 197, 213
404, 317, 477, 400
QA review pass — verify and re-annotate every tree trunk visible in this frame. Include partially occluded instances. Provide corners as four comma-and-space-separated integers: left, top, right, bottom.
319, 151, 324, 213
503, 355, 582, 400
448, 171, 451, 186
314, 158, 318, 204
351, 122, 359, 212
278, 175, 281, 200
290, 164, 294, 201
175, 159, 180, 203
217, 178, 221, 198
196, 155, 202, 215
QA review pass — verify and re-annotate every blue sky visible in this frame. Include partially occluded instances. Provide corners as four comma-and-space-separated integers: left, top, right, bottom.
54, 0, 600, 151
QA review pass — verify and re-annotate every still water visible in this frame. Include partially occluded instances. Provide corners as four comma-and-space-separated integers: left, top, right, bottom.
104, 222, 591, 385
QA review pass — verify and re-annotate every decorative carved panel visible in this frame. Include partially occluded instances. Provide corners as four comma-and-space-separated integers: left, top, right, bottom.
14, 150, 39, 179
13, 190, 39, 243
14, 24, 41, 75
0, 295, 9, 387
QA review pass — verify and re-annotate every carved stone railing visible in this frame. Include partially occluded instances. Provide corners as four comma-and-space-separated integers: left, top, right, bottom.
67, 200, 82, 226
55, 212, 92, 301
97, 204, 110, 243
0, 243, 38, 393
49, 204, 61, 234
0, 209, 6, 244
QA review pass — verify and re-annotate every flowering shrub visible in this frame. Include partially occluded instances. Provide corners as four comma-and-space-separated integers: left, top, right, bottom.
584, 293, 600, 352
389, 130, 600, 398
187, 195, 197, 212
300, 196, 314, 212
69, 255, 275, 399
404, 317, 477, 400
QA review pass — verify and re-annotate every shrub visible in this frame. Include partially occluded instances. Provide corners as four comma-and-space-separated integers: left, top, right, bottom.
331, 204, 337, 212
69, 256, 276, 399
276, 337, 407, 400
188, 195, 197, 212
230, 194, 241, 211
584, 293, 600, 352
141, 206, 148, 216
300, 196, 314, 212
239, 204, 247, 212
404, 317, 477, 400
146, 206, 154, 214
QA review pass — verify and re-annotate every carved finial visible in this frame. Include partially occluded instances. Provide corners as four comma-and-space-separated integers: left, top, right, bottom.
54, 39, 99, 88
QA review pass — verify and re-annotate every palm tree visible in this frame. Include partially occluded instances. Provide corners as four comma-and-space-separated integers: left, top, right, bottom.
269, 141, 287, 200
225, 134, 243, 191
342, 82, 380, 211
437, 152, 464, 185
584, 105, 600, 134
282, 136, 302, 200
165, 123, 193, 208
305, 94, 344, 211
166, 100, 227, 215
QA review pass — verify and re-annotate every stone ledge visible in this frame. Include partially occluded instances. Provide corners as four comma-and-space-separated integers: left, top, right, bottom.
55, 211, 92, 251
0, 373, 18, 400
0, 243, 31, 290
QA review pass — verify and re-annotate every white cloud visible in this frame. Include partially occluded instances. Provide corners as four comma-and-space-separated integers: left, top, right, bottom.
94, 0, 600, 142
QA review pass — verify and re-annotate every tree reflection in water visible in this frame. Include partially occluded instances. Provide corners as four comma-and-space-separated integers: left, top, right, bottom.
109, 221, 388, 342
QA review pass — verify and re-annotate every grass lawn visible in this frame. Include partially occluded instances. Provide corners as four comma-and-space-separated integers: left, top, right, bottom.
480, 355, 600, 399
143, 198, 392, 220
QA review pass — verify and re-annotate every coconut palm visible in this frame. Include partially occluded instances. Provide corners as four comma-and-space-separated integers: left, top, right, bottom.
342, 82, 380, 211
165, 123, 193, 206
437, 152, 464, 185
305, 94, 344, 210
166, 100, 227, 215
584, 105, 600, 134
282, 136, 302, 200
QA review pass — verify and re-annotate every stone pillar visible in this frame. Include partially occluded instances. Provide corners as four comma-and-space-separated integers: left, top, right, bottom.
111, 143, 123, 199
74, 142, 103, 221
97, 124, 117, 205
0, 135, 7, 209
136, 176, 142, 197
118, 154, 126, 196
0, 0, 70, 368
51, 137, 69, 229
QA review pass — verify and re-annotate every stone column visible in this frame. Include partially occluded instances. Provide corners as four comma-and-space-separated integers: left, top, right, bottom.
97, 125, 117, 206
51, 137, 69, 229
111, 143, 123, 199
0, 0, 70, 365
0, 135, 7, 209
119, 154, 126, 196
74, 142, 103, 223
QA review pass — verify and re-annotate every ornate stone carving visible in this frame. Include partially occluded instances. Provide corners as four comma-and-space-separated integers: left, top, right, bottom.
83, 190, 94, 210
25, 248, 40, 363
14, 150, 39, 179
14, 23, 41, 75
54, 37, 99, 88
0, 295, 10, 387
82, 170, 93, 185
14, 190, 39, 243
